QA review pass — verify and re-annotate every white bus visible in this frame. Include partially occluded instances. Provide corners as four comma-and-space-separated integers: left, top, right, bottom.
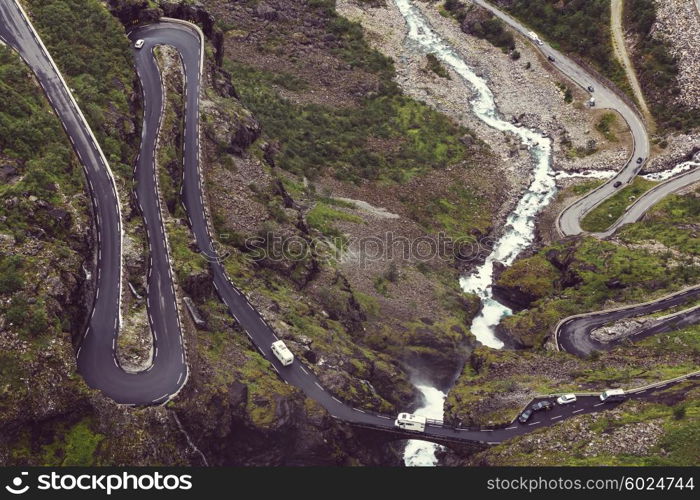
599, 388, 625, 402
271, 340, 294, 366
394, 412, 427, 433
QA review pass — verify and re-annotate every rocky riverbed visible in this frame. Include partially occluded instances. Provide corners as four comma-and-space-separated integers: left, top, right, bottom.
338, 0, 631, 183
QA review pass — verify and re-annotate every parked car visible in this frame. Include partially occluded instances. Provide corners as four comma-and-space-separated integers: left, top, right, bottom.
518, 408, 534, 424
636, 157, 644, 164
547, 55, 555, 62
587, 85, 594, 92
613, 181, 622, 188
134, 39, 145, 49
556, 394, 577, 405
531, 400, 554, 412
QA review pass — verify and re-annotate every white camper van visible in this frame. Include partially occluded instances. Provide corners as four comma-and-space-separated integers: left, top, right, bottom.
271, 340, 294, 366
599, 388, 625, 402
394, 412, 427, 433
527, 31, 543, 45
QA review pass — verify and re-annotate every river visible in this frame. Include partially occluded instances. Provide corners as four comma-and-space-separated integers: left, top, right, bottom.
392, 0, 556, 466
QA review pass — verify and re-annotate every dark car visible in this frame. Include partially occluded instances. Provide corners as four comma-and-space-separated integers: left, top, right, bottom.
613, 181, 622, 188
518, 408, 534, 424
531, 400, 554, 412
548, 55, 555, 62
636, 157, 644, 164
587, 85, 594, 92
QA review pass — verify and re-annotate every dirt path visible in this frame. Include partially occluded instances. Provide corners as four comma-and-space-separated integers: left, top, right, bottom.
610, 0, 655, 129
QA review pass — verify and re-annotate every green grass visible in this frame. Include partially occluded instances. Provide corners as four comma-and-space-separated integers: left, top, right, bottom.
42, 419, 104, 466
619, 190, 700, 255
306, 201, 363, 238
572, 179, 605, 195
595, 112, 618, 142
443, 1, 516, 53
167, 221, 207, 281
223, 12, 476, 184
0, 46, 84, 338
406, 183, 491, 241
425, 53, 450, 79
497, 253, 561, 300
23, 0, 136, 171
636, 324, 700, 356
580, 177, 656, 232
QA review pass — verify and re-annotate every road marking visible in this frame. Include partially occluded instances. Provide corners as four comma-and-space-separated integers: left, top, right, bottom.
572, 409, 584, 414
378, 415, 391, 420
593, 403, 604, 407
354, 408, 366, 413
177, 372, 183, 384
551, 415, 563, 420
152, 393, 169, 403
505, 426, 517, 430
480, 429, 492, 432
332, 397, 342, 403
528, 421, 541, 426
300, 366, 308, 375
314, 382, 324, 391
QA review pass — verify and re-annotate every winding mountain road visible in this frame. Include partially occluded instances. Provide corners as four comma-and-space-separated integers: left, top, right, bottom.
2, 0, 699, 446
468, 0, 657, 238
557, 287, 700, 357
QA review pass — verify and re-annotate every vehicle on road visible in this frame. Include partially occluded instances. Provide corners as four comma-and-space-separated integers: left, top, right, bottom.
134, 39, 145, 49
518, 408, 534, 424
636, 157, 644, 164
527, 31, 543, 46
531, 400, 554, 412
600, 388, 625, 402
589, 97, 596, 107
271, 340, 294, 366
547, 55, 555, 62
587, 85, 594, 92
556, 394, 577, 405
394, 412, 426, 432
613, 181, 622, 188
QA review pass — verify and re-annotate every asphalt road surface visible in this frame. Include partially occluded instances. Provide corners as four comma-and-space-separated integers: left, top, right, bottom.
3, 0, 699, 444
